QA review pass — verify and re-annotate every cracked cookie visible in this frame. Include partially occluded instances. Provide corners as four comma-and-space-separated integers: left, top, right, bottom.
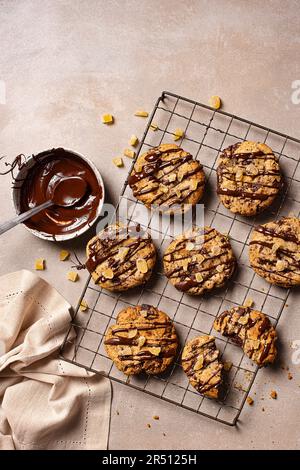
217, 141, 283, 216
128, 143, 205, 212
104, 305, 178, 375
85, 223, 156, 291
181, 335, 223, 399
249, 216, 300, 288
163, 226, 236, 295
213, 306, 277, 366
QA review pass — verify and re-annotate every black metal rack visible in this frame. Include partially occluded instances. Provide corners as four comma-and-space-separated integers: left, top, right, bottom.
60, 91, 300, 426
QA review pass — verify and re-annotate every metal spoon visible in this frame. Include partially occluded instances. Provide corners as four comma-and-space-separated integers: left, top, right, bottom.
0, 176, 87, 236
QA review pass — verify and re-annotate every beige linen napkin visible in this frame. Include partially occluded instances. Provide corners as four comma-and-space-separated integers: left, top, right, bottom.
0, 270, 111, 450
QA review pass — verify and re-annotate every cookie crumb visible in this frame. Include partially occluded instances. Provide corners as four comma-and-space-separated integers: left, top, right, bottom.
124, 149, 136, 159
79, 300, 89, 312
129, 135, 139, 147
135, 110, 148, 117
270, 390, 277, 399
35, 258, 45, 270
147, 423, 151, 428
223, 361, 233, 371
288, 372, 293, 380
101, 114, 114, 124
67, 271, 79, 282
153, 415, 159, 420
59, 250, 70, 261
173, 128, 185, 141
163, 432, 166, 437
209, 95, 222, 109
116, 410, 120, 415
150, 123, 158, 131
247, 396, 254, 406
262, 407, 265, 412
243, 298, 254, 308
112, 157, 124, 168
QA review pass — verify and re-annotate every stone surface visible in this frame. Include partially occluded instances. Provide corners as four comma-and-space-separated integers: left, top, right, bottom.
0, 0, 300, 450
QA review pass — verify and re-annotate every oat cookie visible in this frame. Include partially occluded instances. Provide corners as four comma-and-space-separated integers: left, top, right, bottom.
214, 306, 277, 366
249, 216, 300, 288
128, 143, 205, 212
181, 335, 223, 399
104, 305, 178, 375
217, 141, 283, 216
163, 226, 236, 295
85, 223, 156, 291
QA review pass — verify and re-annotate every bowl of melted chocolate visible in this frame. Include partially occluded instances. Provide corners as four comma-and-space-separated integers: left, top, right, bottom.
13, 148, 104, 241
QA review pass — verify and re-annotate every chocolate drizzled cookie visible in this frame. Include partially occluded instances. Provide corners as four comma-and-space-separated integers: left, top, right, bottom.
128, 143, 205, 212
214, 306, 277, 367
249, 216, 300, 288
104, 305, 178, 375
181, 335, 223, 399
217, 141, 283, 216
86, 223, 156, 291
163, 227, 236, 295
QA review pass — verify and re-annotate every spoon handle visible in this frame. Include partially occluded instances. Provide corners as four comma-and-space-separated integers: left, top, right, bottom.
0, 200, 53, 236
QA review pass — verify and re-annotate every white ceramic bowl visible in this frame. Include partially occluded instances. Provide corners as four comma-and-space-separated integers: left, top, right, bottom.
12, 148, 105, 241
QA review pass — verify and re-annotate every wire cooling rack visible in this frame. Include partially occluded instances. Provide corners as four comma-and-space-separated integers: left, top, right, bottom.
60, 91, 300, 426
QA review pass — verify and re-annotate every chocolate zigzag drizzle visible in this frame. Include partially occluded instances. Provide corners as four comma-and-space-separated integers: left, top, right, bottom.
214, 307, 277, 366
182, 336, 223, 396
249, 218, 300, 285
164, 227, 236, 293
128, 146, 204, 207
104, 305, 177, 372
217, 143, 283, 204
86, 224, 154, 285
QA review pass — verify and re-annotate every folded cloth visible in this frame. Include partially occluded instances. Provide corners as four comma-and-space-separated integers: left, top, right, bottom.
0, 270, 111, 450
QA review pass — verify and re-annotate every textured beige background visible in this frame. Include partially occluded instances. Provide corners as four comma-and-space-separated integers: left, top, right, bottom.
0, 0, 300, 450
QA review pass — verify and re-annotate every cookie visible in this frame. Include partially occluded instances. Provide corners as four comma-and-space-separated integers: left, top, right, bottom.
85, 223, 156, 291
249, 216, 300, 288
181, 335, 223, 399
163, 226, 236, 295
217, 141, 283, 216
213, 306, 277, 366
104, 305, 178, 375
128, 143, 205, 212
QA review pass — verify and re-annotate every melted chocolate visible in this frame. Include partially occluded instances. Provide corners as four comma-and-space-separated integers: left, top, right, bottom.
255, 224, 299, 245
217, 188, 272, 201
19, 148, 102, 236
